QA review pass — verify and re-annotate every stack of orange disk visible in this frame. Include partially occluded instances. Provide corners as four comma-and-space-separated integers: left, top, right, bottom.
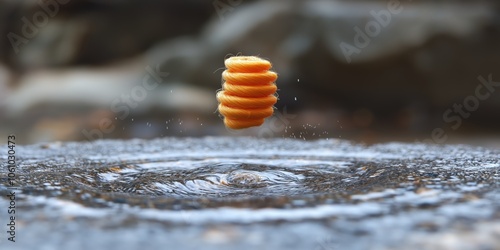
217, 56, 278, 129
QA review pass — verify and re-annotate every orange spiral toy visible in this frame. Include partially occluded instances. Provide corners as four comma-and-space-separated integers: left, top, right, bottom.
217, 56, 278, 129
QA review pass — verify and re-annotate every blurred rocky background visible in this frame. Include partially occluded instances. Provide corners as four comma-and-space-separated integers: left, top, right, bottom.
0, 0, 499, 146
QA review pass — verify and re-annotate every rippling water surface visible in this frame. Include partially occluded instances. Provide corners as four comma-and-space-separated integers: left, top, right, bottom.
22, 158, 357, 210
4, 137, 497, 216
0, 137, 499, 250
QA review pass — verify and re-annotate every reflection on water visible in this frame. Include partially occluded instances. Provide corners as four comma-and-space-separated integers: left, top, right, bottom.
21, 159, 353, 209
13, 155, 498, 213
0, 138, 498, 250
0, 137, 498, 225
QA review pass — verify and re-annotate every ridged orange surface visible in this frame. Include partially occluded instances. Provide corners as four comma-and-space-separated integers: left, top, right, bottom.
217, 56, 278, 129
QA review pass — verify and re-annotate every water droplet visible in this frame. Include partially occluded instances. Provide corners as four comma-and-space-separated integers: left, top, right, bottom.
297, 79, 300, 82
294, 97, 297, 101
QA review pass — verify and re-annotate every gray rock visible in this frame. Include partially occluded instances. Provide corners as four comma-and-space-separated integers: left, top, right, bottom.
2, 1, 500, 143
0, 137, 498, 249
0, 0, 214, 70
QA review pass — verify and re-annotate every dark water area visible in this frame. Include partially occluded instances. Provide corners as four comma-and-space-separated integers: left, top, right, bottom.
0, 137, 499, 249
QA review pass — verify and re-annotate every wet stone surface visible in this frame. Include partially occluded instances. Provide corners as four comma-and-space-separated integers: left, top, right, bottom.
0, 137, 499, 249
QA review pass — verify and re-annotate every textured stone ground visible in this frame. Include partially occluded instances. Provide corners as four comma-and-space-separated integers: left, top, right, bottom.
0, 137, 499, 249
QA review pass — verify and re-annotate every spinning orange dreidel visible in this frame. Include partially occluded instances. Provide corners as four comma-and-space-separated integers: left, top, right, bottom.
217, 56, 278, 129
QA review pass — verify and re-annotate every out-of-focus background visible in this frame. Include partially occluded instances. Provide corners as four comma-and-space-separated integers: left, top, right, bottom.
0, 0, 499, 146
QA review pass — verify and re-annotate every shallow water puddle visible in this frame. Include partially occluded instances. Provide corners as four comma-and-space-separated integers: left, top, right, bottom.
0, 137, 499, 224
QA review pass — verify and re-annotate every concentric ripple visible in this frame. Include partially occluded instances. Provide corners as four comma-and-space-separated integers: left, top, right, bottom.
76, 163, 319, 198
4, 138, 498, 213
12, 159, 354, 209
